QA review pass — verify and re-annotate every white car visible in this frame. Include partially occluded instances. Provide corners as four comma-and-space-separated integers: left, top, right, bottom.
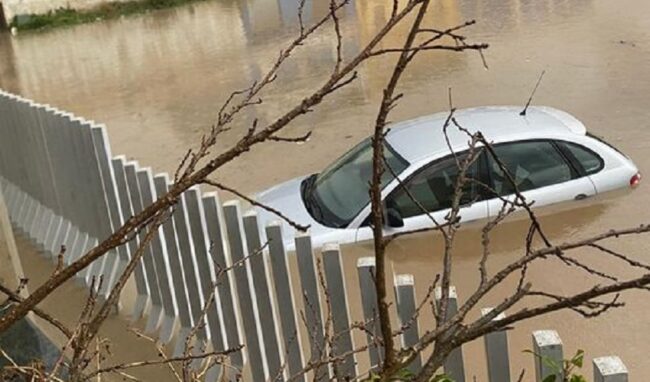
254, 106, 640, 249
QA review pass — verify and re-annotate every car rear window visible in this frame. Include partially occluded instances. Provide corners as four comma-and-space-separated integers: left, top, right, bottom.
487, 140, 573, 196
557, 141, 604, 175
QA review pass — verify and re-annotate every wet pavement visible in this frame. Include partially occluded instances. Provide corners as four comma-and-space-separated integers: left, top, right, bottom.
1, 0, 650, 378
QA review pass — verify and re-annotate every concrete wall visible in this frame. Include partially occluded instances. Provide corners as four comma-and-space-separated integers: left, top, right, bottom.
1, 0, 138, 26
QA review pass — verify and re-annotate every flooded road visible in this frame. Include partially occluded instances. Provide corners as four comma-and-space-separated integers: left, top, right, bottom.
2, 0, 650, 379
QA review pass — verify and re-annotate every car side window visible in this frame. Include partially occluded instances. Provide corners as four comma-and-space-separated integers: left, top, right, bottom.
557, 141, 604, 175
487, 140, 573, 196
387, 155, 479, 219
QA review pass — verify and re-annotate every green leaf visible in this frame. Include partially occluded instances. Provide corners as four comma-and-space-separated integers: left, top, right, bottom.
525, 348, 561, 373
542, 375, 557, 382
542, 357, 561, 372
569, 375, 587, 382
571, 350, 585, 368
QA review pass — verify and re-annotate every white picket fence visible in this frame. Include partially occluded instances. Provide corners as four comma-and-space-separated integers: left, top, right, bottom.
0, 90, 629, 381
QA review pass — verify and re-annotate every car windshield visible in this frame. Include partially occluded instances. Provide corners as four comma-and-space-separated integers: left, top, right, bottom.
302, 138, 409, 228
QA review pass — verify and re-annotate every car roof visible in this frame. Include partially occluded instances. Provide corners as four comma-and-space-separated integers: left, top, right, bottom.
385, 106, 587, 163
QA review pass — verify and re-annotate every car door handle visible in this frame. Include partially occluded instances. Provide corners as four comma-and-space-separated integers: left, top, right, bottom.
574, 193, 589, 201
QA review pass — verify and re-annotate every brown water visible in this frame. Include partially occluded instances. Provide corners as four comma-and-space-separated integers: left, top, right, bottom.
2, 0, 650, 379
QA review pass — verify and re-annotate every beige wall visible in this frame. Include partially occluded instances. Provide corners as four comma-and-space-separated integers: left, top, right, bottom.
1, 0, 138, 25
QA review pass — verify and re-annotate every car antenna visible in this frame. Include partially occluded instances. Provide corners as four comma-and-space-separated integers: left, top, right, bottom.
520, 70, 546, 116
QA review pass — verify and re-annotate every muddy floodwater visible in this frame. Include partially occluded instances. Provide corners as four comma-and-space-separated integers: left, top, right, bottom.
2, 0, 650, 379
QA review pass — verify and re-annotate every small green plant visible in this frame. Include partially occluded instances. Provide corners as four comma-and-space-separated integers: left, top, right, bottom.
524, 348, 586, 382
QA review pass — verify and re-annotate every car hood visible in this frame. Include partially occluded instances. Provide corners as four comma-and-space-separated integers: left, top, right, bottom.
253, 175, 333, 242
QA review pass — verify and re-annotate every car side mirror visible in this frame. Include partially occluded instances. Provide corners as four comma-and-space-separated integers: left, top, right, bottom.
386, 206, 404, 228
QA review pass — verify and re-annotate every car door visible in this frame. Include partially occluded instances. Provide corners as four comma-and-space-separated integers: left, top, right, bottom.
354, 153, 490, 243
484, 139, 597, 218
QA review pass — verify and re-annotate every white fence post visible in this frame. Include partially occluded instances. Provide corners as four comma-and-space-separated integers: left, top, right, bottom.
11, 98, 38, 238
33, 106, 61, 256
124, 161, 163, 326
435, 286, 465, 382
78, 120, 105, 286
111, 156, 150, 317
27, 104, 56, 251
9, 98, 29, 236
266, 222, 305, 380
8, 188, 24, 228
89, 125, 130, 304
78, 122, 114, 295
356, 257, 382, 370
65, 117, 96, 283
242, 212, 284, 380
132, 165, 166, 332
482, 308, 511, 382
294, 233, 327, 381
532, 330, 563, 382
322, 244, 357, 380
6, 97, 26, 234
170, 189, 206, 356
183, 187, 220, 347
154, 174, 192, 344
137, 168, 179, 339
59, 113, 89, 272
49, 111, 76, 264
223, 200, 266, 382
5, 99, 30, 237
394, 274, 421, 373
594, 356, 628, 382
202, 192, 244, 369
40, 104, 69, 259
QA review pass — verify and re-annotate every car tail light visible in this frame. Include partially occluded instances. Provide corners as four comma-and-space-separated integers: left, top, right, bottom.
630, 173, 642, 188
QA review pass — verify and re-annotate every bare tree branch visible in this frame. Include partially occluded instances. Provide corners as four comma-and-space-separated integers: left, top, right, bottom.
0, 282, 72, 339
269, 131, 312, 143
368, 0, 433, 374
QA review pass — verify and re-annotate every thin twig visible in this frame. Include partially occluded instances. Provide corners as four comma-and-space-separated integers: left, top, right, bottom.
203, 179, 309, 232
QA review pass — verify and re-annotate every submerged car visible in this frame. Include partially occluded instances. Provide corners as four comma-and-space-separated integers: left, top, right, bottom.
254, 106, 640, 249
